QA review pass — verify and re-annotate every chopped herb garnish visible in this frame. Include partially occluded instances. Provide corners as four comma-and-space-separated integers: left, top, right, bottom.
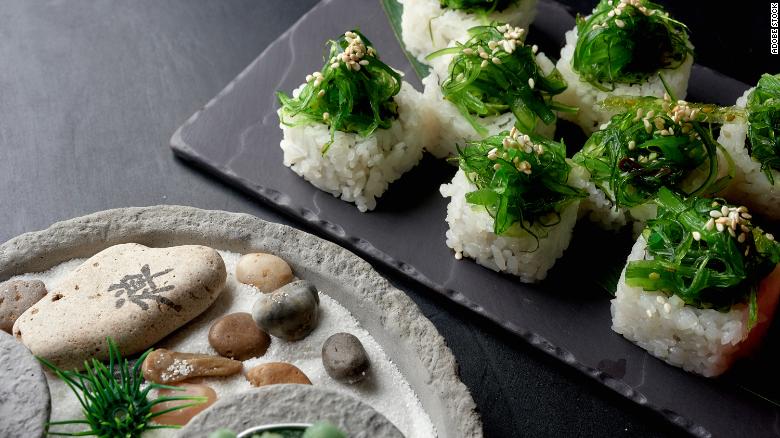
574, 93, 737, 209
440, 0, 518, 13
427, 24, 572, 136
746, 73, 780, 184
626, 187, 780, 316
458, 128, 585, 241
572, 0, 691, 90
277, 30, 401, 154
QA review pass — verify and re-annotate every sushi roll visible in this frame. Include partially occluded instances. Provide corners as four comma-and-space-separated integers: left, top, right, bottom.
440, 128, 587, 282
612, 187, 780, 377
555, 0, 694, 134
423, 24, 570, 158
573, 95, 735, 232
718, 73, 780, 220
277, 30, 435, 212
399, 0, 538, 65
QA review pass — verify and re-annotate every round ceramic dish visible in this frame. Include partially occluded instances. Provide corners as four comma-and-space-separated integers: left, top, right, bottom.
0, 206, 481, 438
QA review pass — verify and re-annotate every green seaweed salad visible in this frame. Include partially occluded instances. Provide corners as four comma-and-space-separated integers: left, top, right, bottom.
459, 128, 584, 240
746, 73, 780, 183
427, 24, 572, 136
277, 30, 401, 153
440, 0, 518, 13
573, 0, 690, 90
627, 187, 780, 319
574, 94, 738, 209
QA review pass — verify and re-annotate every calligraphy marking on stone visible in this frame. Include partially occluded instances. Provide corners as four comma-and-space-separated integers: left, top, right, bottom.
108, 264, 182, 311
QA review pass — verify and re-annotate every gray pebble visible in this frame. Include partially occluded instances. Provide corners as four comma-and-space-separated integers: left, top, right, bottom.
251, 280, 319, 341
322, 332, 370, 384
0, 331, 50, 438
0, 280, 47, 334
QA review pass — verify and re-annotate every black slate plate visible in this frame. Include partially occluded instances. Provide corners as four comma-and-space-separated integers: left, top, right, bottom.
170, 0, 779, 436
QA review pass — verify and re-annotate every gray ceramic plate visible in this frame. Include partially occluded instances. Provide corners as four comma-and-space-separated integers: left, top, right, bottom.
168, 0, 778, 437
0, 206, 481, 438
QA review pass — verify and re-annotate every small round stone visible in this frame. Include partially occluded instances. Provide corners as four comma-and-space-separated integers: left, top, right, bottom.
321, 332, 370, 384
246, 362, 312, 387
0, 331, 50, 438
236, 253, 293, 293
151, 383, 217, 426
208, 312, 270, 360
0, 279, 47, 333
251, 280, 319, 341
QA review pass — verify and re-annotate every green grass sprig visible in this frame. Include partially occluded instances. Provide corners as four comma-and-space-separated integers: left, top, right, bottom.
277, 30, 401, 154
38, 338, 206, 437
573, 0, 691, 90
746, 73, 780, 184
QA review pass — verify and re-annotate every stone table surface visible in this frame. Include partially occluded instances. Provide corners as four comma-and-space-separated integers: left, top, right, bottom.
2, 1, 762, 437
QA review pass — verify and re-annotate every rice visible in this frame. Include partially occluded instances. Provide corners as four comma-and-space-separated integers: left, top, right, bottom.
555, 26, 693, 134
399, 0, 538, 65
422, 53, 557, 159
717, 88, 780, 220
611, 236, 749, 377
575, 178, 657, 234
440, 166, 584, 282
279, 81, 435, 212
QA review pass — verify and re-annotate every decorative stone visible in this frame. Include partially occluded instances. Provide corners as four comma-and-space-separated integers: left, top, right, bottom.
246, 362, 312, 387
0, 279, 47, 333
142, 348, 243, 384
322, 332, 370, 384
13, 243, 227, 370
208, 312, 270, 360
251, 280, 319, 341
179, 385, 404, 438
0, 331, 50, 438
150, 383, 217, 426
236, 252, 293, 292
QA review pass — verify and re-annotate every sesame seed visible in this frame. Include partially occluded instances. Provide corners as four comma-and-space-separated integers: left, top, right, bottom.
528, 78, 535, 89
532, 44, 538, 53
741, 212, 752, 219
709, 210, 722, 218
322, 112, 330, 121
615, 19, 625, 28
480, 60, 489, 68
643, 119, 652, 133
705, 218, 715, 230
721, 205, 729, 216
492, 57, 502, 65
331, 62, 339, 69
692, 231, 701, 241
318, 90, 325, 97
738, 233, 746, 243
716, 223, 725, 232
628, 140, 636, 150
462, 48, 473, 55
768, 234, 776, 241
493, 163, 501, 170
728, 227, 736, 237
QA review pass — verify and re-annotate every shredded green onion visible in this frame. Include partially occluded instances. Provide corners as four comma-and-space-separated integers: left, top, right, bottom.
626, 187, 780, 316
574, 94, 737, 209
427, 24, 572, 137
746, 73, 780, 184
439, 0, 518, 13
458, 128, 585, 241
572, 0, 691, 90
277, 30, 401, 154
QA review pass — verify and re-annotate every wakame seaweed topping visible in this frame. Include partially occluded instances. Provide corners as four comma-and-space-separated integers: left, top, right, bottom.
573, 0, 691, 90
439, 0, 518, 13
459, 127, 585, 240
746, 73, 780, 184
573, 94, 737, 209
626, 187, 780, 317
427, 24, 572, 136
277, 30, 401, 154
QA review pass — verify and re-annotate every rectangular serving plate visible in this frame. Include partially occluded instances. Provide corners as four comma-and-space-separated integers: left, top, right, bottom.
170, 0, 780, 436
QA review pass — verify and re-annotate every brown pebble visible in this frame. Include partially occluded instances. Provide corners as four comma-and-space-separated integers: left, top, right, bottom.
246, 362, 311, 387
1, 280, 47, 333
151, 383, 217, 426
236, 253, 293, 292
208, 312, 270, 360
142, 348, 243, 384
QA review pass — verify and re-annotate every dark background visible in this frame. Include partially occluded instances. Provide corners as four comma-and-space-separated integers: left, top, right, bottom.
0, 1, 775, 437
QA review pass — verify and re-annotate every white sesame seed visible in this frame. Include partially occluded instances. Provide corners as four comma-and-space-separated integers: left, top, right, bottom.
716, 223, 725, 232
330, 62, 339, 69
768, 234, 776, 241
322, 112, 330, 121
318, 90, 325, 97
532, 44, 538, 53
492, 57, 502, 65
359, 60, 369, 66
615, 19, 625, 28
455, 251, 462, 260
741, 212, 752, 219
728, 227, 736, 237
462, 48, 474, 55
721, 206, 729, 216
528, 78, 535, 89
692, 231, 701, 241
709, 210, 722, 218
738, 233, 746, 243
705, 218, 715, 230
481, 60, 489, 68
